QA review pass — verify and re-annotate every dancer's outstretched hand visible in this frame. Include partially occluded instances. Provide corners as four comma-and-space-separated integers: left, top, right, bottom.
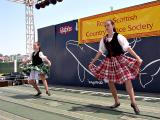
88, 63, 93, 70
48, 62, 51, 67
136, 57, 143, 65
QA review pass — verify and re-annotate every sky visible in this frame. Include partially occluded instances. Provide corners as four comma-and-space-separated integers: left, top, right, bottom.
0, 0, 155, 55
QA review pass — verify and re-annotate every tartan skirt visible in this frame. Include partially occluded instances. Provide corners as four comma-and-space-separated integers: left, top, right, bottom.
89, 54, 141, 84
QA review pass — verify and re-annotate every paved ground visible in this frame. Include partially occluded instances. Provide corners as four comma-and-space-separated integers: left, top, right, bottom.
0, 85, 160, 120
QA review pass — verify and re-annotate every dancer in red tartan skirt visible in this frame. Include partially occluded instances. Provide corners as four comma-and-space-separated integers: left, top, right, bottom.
89, 20, 143, 115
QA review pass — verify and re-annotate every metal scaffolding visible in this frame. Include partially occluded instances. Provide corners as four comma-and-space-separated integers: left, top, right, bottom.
8, 0, 35, 55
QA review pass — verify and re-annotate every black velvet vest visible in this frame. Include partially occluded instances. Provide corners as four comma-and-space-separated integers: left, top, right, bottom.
32, 51, 43, 66
103, 32, 124, 57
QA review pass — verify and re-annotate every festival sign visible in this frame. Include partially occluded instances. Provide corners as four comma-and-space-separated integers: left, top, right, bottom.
78, 1, 160, 44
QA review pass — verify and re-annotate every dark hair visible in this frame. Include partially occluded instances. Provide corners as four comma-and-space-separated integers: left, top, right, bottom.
107, 20, 117, 32
34, 41, 41, 51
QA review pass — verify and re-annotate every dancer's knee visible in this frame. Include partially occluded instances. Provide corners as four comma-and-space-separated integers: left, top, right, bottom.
39, 74, 46, 80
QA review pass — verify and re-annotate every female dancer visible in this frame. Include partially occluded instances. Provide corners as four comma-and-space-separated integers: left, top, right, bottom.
89, 20, 142, 114
24, 42, 51, 96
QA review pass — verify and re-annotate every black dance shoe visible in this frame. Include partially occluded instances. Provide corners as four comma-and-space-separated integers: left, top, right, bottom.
131, 103, 140, 115
110, 103, 120, 108
34, 92, 42, 96
46, 91, 51, 96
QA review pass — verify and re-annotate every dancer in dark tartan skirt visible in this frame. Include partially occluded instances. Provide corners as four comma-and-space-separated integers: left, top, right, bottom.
23, 42, 51, 96
89, 20, 143, 115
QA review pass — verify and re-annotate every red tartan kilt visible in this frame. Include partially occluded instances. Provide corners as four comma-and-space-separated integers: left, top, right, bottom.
89, 54, 141, 84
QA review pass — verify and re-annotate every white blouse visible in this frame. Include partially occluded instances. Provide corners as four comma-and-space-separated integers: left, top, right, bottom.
98, 34, 131, 54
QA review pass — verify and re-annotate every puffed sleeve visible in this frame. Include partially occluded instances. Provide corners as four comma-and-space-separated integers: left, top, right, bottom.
39, 52, 47, 61
29, 54, 32, 60
98, 38, 107, 54
117, 34, 131, 51
27, 53, 33, 61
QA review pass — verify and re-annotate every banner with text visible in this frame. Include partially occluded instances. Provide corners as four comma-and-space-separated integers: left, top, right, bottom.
78, 1, 160, 44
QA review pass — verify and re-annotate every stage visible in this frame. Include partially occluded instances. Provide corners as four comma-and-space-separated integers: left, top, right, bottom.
0, 85, 159, 120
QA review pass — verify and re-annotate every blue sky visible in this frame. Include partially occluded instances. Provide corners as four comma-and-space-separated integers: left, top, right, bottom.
0, 0, 155, 55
